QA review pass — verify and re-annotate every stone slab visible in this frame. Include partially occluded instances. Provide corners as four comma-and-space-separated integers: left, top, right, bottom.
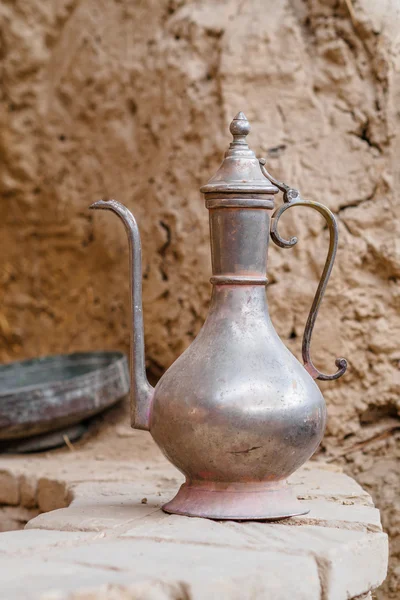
35, 538, 321, 600
26, 482, 170, 533
118, 512, 388, 600
0, 529, 98, 557
289, 466, 374, 505
41, 581, 192, 600
0, 468, 20, 505
0, 433, 389, 599
293, 498, 382, 532
26, 475, 382, 536
0, 557, 139, 600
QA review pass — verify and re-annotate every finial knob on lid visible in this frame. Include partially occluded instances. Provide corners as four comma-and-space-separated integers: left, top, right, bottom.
200, 111, 279, 196
229, 112, 251, 139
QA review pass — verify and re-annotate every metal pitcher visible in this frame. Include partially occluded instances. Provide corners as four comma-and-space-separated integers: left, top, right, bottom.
90, 112, 347, 520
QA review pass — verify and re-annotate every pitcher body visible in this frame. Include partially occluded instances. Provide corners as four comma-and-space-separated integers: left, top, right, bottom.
91, 112, 346, 519
151, 285, 326, 518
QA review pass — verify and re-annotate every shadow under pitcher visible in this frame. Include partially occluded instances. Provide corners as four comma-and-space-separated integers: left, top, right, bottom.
90, 112, 347, 520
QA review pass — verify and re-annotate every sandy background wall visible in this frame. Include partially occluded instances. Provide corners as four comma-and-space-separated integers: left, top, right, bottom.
1, 1, 400, 596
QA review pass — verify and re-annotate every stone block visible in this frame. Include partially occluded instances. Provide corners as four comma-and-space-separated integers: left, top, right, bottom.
0, 529, 97, 556
41, 581, 191, 600
121, 513, 388, 599
290, 498, 382, 532
37, 478, 70, 513
290, 467, 373, 505
0, 557, 135, 600
0, 453, 389, 598
38, 538, 321, 600
322, 531, 388, 600
0, 469, 19, 505
27, 482, 172, 533
0, 505, 39, 532
20, 475, 38, 508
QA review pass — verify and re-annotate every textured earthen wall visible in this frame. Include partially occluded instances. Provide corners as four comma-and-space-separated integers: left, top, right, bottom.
1, 0, 399, 596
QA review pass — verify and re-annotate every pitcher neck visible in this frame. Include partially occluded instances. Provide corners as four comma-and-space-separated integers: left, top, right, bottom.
207, 285, 270, 323
208, 205, 271, 286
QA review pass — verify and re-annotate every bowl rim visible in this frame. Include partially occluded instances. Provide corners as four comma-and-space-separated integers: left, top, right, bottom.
0, 350, 127, 397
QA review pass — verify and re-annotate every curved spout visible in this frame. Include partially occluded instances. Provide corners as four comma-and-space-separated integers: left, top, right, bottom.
90, 199, 154, 430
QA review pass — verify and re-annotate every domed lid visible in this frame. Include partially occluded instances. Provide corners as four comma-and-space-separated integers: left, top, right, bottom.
200, 112, 279, 195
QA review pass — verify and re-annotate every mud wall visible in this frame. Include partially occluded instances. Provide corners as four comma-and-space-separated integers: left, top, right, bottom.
1, 1, 399, 596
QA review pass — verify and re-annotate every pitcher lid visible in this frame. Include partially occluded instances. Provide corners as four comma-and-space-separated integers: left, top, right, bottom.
200, 112, 279, 195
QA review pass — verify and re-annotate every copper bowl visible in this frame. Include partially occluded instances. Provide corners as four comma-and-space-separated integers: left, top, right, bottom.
0, 351, 129, 444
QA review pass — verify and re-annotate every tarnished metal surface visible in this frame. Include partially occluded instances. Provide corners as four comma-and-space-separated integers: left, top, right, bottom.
200, 111, 278, 197
91, 112, 346, 520
0, 351, 129, 441
163, 479, 305, 521
90, 200, 153, 430
260, 160, 348, 381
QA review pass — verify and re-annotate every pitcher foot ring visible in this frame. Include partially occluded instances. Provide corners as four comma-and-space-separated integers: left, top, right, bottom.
162, 480, 308, 521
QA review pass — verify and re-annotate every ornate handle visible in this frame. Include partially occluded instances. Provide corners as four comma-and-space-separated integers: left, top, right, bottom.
259, 159, 347, 381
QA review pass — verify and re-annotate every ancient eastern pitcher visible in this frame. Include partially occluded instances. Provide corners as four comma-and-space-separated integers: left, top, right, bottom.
90, 112, 347, 520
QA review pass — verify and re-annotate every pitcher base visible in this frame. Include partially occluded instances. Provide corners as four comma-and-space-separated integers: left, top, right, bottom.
162, 480, 308, 520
